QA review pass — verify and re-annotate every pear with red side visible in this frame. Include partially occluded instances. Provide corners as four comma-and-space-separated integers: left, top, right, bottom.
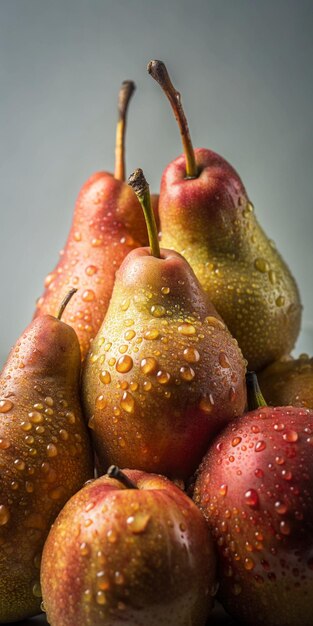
82, 169, 246, 480
34, 81, 159, 361
259, 354, 313, 409
0, 290, 94, 622
194, 372, 313, 626
148, 60, 301, 371
41, 466, 217, 626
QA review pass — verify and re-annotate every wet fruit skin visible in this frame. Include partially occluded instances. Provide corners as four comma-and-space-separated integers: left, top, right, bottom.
258, 354, 313, 409
82, 247, 247, 481
34, 173, 158, 361
0, 316, 94, 622
159, 148, 301, 372
194, 405, 313, 626
41, 469, 216, 626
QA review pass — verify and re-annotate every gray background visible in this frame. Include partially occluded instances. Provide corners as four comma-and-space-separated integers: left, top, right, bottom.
0, 0, 312, 367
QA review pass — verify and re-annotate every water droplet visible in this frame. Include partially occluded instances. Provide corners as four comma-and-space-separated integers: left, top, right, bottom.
269, 270, 276, 284
96, 590, 106, 605
275, 501, 288, 515
219, 352, 231, 368
32, 581, 42, 598
45, 397, 54, 407
179, 366, 195, 382
178, 323, 196, 335
44, 273, 55, 287
232, 436, 242, 447
144, 328, 160, 340
283, 430, 298, 443
156, 370, 171, 385
47, 443, 58, 458
276, 295, 285, 307
254, 468, 264, 478
99, 370, 111, 384
219, 484, 228, 496
14, 458, 26, 471
143, 380, 152, 391
107, 529, 117, 543
205, 316, 225, 330
150, 304, 166, 317
183, 347, 200, 363
127, 512, 151, 533
0, 438, 10, 450
280, 520, 291, 535
140, 357, 158, 375
244, 557, 255, 570
120, 391, 135, 414
254, 258, 269, 273
0, 400, 13, 413
82, 289, 95, 302
255, 441, 266, 452
80, 542, 90, 556
124, 329, 136, 340
96, 395, 107, 410
29, 411, 44, 424
244, 489, 259, 508
116, 355, 133, 374
0, 505, 10, 525
114, 571, 125, 585
85, 265, 98, 276
199, 395, 214, 413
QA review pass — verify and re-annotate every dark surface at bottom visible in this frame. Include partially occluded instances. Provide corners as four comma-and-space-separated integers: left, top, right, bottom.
4, 603, 241, 625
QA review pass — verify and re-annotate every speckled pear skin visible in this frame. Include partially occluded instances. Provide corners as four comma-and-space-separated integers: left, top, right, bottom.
159, 148, 302, 371
34, 172, 159, 361
0, 316, 94, 622
193, 405, 313, 626
82, 247, 247, 480
41, 470, 216, 626
258, 354, 313, 409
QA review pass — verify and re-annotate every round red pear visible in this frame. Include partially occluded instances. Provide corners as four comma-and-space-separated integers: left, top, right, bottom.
41, 468, 217, 626
194, 392, 313, 626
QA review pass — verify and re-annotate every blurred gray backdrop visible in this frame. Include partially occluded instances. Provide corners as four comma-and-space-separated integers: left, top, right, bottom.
0, 0, 312, 366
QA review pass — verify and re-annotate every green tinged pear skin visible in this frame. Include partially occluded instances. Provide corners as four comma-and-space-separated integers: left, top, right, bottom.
0, 315, 94, 622
159, 148, 302, 371
82, 247, 247, 480
258, 354, 313, 409
147, 60, 301, 372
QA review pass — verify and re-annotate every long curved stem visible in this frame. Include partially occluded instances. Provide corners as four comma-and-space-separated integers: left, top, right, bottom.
57, 288, 77, 320
114, 80, 136, 181
128, 168, 161, 258
147, 60, 197, 179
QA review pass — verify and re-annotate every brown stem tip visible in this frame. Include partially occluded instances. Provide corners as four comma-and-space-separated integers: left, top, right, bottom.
127, 168, 149, 198
107, 465, 138, 489
57, 288, 78, 321
117, 80, 136, 120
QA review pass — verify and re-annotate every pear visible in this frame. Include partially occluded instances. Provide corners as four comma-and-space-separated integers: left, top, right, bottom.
258, 354, 313, 408
34, 81, 159, 361
82, 169, 246, 481
0, 290, 93, 622
148, 60, 302, 371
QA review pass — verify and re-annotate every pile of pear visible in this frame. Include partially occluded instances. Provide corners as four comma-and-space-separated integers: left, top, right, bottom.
0, 60, 311, 626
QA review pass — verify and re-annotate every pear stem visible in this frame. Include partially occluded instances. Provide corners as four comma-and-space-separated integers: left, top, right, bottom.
128, 168, 161, 258
147, 60, 197, 179
246, 371, 267, 411
57, 288, 78, 321
107, 465, 138, 489
114, 81, 136, 181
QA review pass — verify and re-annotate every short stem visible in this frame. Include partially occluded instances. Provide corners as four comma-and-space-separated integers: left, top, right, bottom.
128, 168, 161, 258
57, 288, 77, 320
107, 465, 138, 489
114, 81, 136, 181
246, 371, 267, 411
147, 60, 197, 179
